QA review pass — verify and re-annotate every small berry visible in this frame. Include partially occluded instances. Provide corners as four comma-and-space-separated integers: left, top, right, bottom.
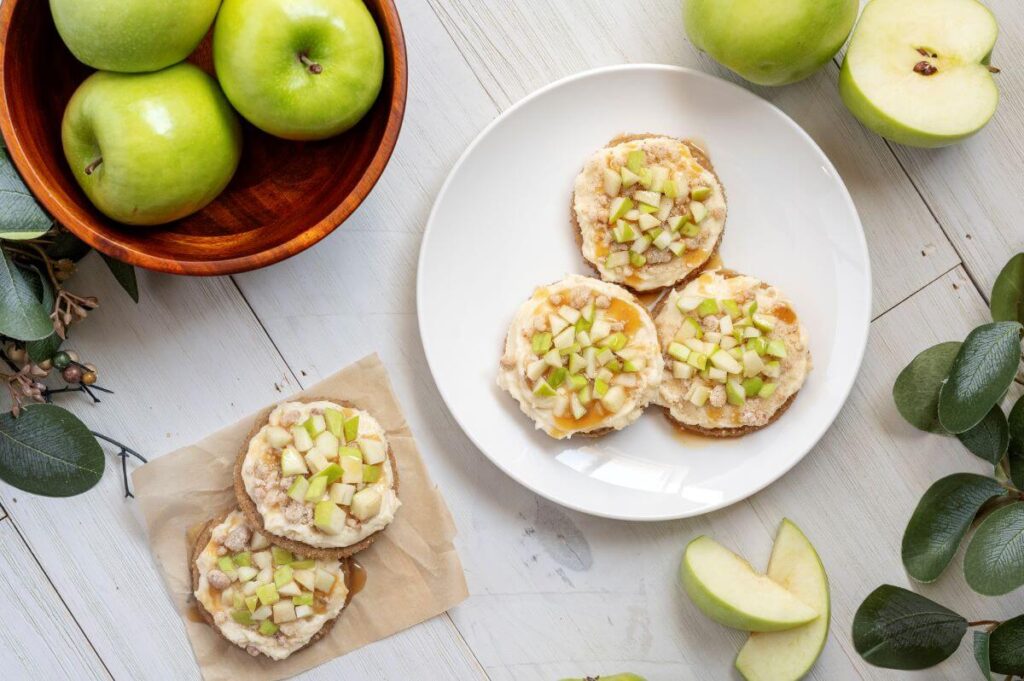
81, 371, 98, 386
53, 351, 72, 369
62, 365, 83, 384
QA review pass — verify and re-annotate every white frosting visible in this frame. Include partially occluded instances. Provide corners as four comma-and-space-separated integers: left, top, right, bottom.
241, 401, 401, 548
655, 270, 811, 430
194, 510, 348, 660
497, 274, 663, 439
573, 137, 727, 291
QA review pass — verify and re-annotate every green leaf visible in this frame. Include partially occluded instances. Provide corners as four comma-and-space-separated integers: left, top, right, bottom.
893, 341, 961, 433
963, 502, 1024, 595
852, 585, 966, 670
991, 253, 1024, 324
1009, 439, 1024, 490
957, 406, 1010, 466
0, 404, 103, 497
1009, 394, 1024, 443
938, 322, 1024, 434
902, 474, 1006, 582
0, 250, 54, 341
0, 147, 51, 240
99, 253, 139, 303
990, 614, 1024, 674
44, 229, 91, 262
974, 630, 992, 680
25, 333, 62, 363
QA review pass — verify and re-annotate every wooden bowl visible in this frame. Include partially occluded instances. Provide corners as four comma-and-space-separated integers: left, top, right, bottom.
0, 0, 407, 275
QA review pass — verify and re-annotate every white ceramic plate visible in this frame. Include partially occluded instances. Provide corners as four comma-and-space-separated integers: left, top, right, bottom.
417, 65, 870, 521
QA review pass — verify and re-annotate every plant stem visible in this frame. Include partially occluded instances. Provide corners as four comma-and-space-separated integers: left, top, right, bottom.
967, 619, 1001, 627
90, 431, 147, 463
20, 242, 61, 290
90, 431, 147, 499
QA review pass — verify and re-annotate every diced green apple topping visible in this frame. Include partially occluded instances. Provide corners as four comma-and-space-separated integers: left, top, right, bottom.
668, 294, 790, 411
598, 145, 723, 273
267, 407, 393, 529
206, 521, 342, 634
522, 286, 655, 428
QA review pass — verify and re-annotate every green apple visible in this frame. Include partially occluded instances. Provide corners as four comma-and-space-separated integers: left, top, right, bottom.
49, 0, 221, 73
61, 63, 242, 226
559, 675, 647, 681
680, 535, 819, 632
735, 520, 830, 681
213, 0, 385, 141
682, 0, 858, 86
839, 0, 999, 148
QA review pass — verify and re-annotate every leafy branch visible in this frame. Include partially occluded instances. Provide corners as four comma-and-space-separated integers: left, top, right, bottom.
853, 253, 1024, 677
0, 142, 145, 499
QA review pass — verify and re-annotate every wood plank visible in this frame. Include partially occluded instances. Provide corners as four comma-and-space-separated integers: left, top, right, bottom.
425, 0, 960, 317
876, 0, 1024, 298
0, 255, 484, 680
0, 518, 111, 680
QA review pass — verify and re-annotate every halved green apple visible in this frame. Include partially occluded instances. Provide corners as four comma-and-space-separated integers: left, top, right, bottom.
680, 536, 818, 632
735, 519, 830, 681
839, 0, 999, 147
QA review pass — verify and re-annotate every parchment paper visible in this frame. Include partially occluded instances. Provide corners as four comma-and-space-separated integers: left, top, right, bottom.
133, 354, 468, 681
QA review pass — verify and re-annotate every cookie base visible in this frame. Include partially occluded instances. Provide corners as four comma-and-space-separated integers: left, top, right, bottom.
234, 397, 400, 560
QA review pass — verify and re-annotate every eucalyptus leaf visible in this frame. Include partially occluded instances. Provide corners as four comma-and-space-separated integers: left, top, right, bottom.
938, 322, 1024, 434
974, 630, 992, 680
991, 253, 1024, 324
963, 502, 1024, 595
100, 253, 139, 303
0, 404, 103, 497
893, 342, 961, 432
989, 614, 1024, 674
902, 473, 1006, 582
1009, 394, 1024, 443
45, 229, 91, 262
0, 147, 51, 240
25, 333, 61, 363
0, 249, 55, 341
1009, 439, 1024, 490
956, 406, 1010, 466
852, 585, 966, 670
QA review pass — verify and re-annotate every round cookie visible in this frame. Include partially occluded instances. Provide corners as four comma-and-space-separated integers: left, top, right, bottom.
234, 398, 400, 560
190, 509, 352, 660
572, 134, 727, 293
653, 269, 811, 437
497, 274, 664, 439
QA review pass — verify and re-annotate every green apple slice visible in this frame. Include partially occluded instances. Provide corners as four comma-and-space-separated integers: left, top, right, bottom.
313, 500, 346, 534
340, 456, 362, 484
351, 488, 382, 520
264, 425, 292, 448
839, 0, 999, 148
324, 408, 344, 438
603, 168, 622, 196
343, 416, 360, 442
358, 438, 387, 465
280, 446, 308, 476
680, 535, 819, 632
735, 520, 830, 681
290, 425, 314, 453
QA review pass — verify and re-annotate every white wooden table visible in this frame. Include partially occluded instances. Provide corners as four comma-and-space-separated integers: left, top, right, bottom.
2, 1, 1022, 679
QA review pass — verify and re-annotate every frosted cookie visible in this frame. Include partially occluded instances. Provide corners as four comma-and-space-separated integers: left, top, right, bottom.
235, 399, 400, 558
572, 134, 726, 292
654, 270, 811, 436
498, 274, 663, 439
190, 509, 351, 660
